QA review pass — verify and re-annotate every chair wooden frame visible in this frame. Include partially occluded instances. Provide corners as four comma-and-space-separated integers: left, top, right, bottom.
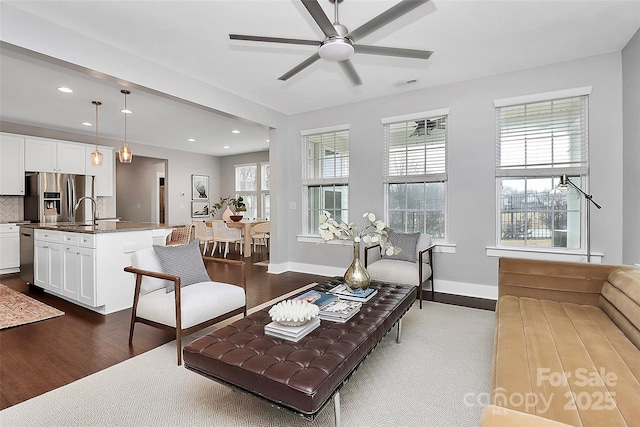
124, 256, 247, 365
364, 243, 435, 309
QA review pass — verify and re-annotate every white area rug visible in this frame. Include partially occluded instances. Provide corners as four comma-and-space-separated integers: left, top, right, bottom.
0, 297, 495, 427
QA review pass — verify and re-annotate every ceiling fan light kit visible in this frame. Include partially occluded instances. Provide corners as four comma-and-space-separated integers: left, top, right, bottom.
230, 0, 433, 86
318, 37, 354, 61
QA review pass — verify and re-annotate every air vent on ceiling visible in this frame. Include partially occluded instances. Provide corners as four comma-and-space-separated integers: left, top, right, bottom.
393, 79, 419, 88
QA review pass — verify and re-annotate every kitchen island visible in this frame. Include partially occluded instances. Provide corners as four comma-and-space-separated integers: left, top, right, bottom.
21, 222, 181, 314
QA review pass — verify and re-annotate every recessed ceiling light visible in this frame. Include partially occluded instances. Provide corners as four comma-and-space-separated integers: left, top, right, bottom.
188, 138, 196, 142
120, 108, 133, 114
57, 86, 73, 93
231, 130, 240, 134
223, 146, 230, 149
82, 122, 92, 126
266, 139, 270, 143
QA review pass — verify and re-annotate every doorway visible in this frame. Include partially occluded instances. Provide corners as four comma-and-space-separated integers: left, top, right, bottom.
116, 155, 168, 223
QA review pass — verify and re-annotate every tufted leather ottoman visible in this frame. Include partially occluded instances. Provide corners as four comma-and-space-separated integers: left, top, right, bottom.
183, 278, 416, 424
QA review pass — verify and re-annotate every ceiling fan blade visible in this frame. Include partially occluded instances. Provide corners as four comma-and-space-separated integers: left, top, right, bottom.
347, 0, 429, 42
278, 53, 321, 81
230, 34, 320, 46
338, 59, 363, 86
301, 0, 338, 37
354, 44, 432, 60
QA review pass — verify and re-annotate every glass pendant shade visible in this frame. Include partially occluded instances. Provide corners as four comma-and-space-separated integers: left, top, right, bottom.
119, 89, 133, 163
119, 143, 132, 163
90, 101, 102, 167
90, 150, 103, 166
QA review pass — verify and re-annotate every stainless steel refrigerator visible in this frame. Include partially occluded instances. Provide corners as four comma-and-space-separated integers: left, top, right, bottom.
24, 172, 95, 223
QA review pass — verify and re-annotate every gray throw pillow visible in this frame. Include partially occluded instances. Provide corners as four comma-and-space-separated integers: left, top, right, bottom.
383, 231, 420, 263
152, 239, 211, 293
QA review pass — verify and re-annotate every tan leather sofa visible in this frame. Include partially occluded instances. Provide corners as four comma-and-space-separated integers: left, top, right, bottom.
481, 258, 640, 427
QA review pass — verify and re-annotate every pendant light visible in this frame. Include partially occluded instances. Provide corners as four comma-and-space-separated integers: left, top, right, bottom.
90, 101, 103, 166
119, 89, 133, 163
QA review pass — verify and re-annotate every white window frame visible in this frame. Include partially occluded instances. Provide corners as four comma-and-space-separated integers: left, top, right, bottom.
260, 162, 270, 219
381, 108, 449, 240
492, 87, 592, 256
301, 124, 350, 236
235, 163, 257, 219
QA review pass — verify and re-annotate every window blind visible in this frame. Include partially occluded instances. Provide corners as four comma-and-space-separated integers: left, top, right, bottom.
302, 129, 349, 185
496, 95, 588, 177
383, 115, 447, 183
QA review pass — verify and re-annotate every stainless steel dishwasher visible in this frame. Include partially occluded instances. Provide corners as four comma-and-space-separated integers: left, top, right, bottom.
19, 227, 34, 285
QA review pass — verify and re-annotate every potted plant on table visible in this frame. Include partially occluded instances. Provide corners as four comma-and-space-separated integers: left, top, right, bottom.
212, 196, 247, 221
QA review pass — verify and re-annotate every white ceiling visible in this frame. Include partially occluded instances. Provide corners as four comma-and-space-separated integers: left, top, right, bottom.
1, 0, 639, 155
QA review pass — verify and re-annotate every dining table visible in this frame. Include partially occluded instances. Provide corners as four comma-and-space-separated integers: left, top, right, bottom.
222, 219, 267, 257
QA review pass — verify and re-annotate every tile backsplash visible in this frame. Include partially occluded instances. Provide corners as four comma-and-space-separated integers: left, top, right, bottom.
0, 196, 107, 222
0, 196, 23, 222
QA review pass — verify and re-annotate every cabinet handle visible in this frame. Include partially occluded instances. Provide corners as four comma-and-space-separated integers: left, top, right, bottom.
43, 246, 48, 249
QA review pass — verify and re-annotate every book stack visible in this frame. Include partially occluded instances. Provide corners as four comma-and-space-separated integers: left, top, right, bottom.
317, 299, 362, 323
329, 284, 378, 302
264, 317, 321, 342
295, 290, 338, 306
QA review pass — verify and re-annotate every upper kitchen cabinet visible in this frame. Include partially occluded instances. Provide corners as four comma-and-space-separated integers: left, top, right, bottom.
0, 133, 26, 195
25, 138, 86, 175
86, 145, 114, 197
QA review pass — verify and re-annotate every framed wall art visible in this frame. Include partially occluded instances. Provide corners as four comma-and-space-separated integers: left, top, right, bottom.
192, 174, 209, 200
191, 201, 210, 218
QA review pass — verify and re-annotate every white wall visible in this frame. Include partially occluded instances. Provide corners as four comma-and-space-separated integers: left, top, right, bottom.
276, 52, 626, 298
622, 29, 640, 266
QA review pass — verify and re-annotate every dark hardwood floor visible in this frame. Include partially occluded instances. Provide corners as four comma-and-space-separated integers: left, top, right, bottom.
0, 249, 328, 410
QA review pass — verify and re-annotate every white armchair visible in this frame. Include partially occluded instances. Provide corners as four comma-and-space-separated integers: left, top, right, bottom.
124, 240, 246, 365
364, 233, 435, 309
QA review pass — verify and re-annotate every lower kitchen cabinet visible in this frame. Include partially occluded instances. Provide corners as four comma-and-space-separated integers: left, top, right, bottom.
35, 230, 96, 306
62, 245, 96, 306
34, 240, 63, 294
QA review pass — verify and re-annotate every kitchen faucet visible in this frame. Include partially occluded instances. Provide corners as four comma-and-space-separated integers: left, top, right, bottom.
74, 196, 98, 225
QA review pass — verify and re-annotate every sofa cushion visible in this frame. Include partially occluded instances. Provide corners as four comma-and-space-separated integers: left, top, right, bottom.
492, 295, 640, 426
137, 281, 245, 328
599, 268, 640, 349
152, 239, 211, 293
383, 231, 420, 262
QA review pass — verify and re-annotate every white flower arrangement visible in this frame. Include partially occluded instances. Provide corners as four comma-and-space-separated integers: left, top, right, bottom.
318, 211, 401, 256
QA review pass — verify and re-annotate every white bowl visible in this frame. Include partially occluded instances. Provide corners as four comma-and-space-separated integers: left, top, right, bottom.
268, 300, 319, 327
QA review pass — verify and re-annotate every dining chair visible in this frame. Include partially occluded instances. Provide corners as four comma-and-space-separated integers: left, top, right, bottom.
192, 220, 215, 254
211, 220, 243, 258
250, 221, 270, 252
165, 224, 194, 246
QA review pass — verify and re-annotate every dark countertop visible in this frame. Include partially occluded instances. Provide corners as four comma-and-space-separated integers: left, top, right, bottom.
19, 221, 184, 234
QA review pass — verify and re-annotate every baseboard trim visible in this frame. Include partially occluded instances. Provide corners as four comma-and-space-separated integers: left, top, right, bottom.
268, 263, 498, 311
427, 292, 496, 311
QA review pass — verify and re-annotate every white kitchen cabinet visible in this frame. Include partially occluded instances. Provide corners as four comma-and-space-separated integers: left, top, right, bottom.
35, 230, 97, 306
85, 145, 114, 196
34, 239, 63, 294
25, 138, 86, 174
0, 134, 26, 195
76, 246, 96, 306
0, 224, 20, 273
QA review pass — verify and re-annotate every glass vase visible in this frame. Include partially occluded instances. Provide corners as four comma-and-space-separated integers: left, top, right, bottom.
344, 241, 371, 291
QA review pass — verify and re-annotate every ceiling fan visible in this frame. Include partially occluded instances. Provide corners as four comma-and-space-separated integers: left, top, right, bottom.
229, 0, 433, 86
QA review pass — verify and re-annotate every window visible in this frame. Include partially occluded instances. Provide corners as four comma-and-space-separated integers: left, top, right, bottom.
496, 91, 589, 249
261, 162, 270, 218
235, 164, 257, 219
382, 109, 448, 239
302, 126, 349, 234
